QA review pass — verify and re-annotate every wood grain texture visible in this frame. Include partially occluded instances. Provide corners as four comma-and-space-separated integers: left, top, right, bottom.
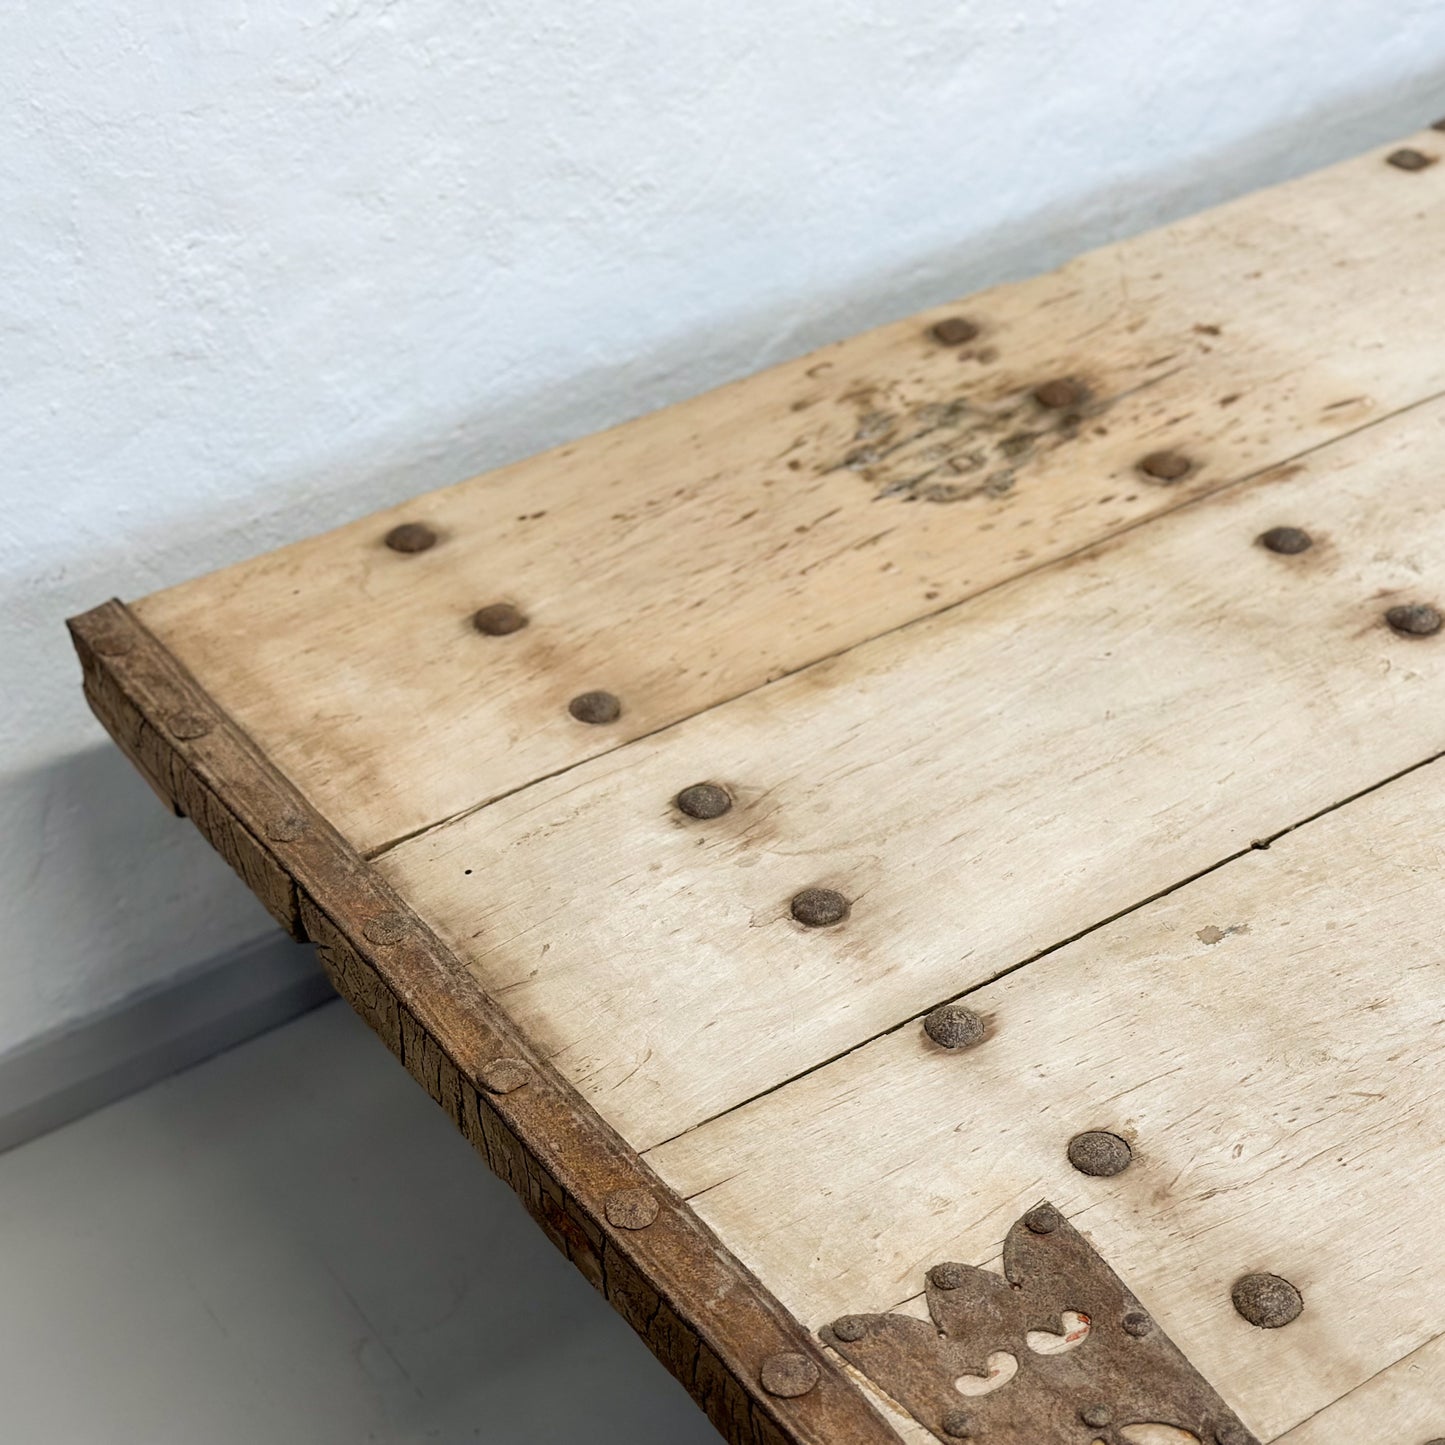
136, 129, 1445, 854
379, 392, 1445, 1150
1272, 1333, 1445, 1444
645, 760, 1445, 1441
67, 602, 902, 1445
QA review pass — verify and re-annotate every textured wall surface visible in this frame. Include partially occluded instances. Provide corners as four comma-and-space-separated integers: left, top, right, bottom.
4, 1, 1445, 1060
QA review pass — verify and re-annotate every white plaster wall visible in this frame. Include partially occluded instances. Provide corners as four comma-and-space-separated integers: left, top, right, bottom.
4, 1, 1445, 1060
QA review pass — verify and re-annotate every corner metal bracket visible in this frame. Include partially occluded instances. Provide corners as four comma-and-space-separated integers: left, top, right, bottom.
819, 1204, 1256, 1445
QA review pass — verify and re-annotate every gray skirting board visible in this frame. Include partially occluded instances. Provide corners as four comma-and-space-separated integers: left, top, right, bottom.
0, 936, 333, 1155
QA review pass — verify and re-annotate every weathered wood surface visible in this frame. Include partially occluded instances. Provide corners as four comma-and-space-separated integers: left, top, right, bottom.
645, 760, 1445, 1441
1273, 1333, 1445, 1444
68, 602, 901, 1445
136, 130, 1445, 854
379, 394, 1445, 1150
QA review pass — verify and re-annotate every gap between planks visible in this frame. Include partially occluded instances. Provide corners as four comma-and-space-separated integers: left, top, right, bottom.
362, 379, 1445, 868
658, 737, 1445, 1160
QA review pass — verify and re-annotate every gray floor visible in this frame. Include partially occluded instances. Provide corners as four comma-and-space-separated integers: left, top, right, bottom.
0, 1000, 717, 1444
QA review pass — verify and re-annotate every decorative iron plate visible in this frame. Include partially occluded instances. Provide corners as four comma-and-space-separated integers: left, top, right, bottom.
820, 1204, 1256, 1444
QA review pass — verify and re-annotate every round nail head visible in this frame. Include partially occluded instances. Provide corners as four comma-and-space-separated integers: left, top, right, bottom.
1386, 603, 1442, 637
1232, 1272, 1303, 1329
569, 690, 622, 724
1139, 450, 1193, 482
830, 1315, 869, 1343
361, 911, 408, 947
941, 1409, 975, 1438
167, 711, 213, 740
472, 603, 528, 636
1081, 1405, 1113, 1428
265, 815, 308, 843
1023, 1203, 1060, 1235
929, 1262, 968, 1291
675, 782, 733, 820
759, 1351, 819, 1398
1388, 147, 1434, 171
932, 317, 979, 346
604, 1187, 660, 1230
479, 1057, 531, 1095
1258, 526, 1312, 555
1121, 1309, 1153, 1337
1216, 1426, 1252, 1445
923, 1004, 987, 1050
790, 887, 849, 927
1068, 1130, 1133, 1177
384, 522, 437, 553
1034, 378, 1083, 409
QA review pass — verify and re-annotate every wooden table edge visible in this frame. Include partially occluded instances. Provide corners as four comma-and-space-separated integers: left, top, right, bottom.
66, 597, 901, 1445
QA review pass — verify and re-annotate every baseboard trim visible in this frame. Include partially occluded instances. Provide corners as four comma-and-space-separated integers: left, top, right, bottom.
0, 936, 334, 1155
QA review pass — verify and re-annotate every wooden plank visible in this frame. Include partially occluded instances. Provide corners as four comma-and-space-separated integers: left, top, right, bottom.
66, 602, 902, 1445
643, 760, 1445, 1440
1272, 1334, 1445, 1444
135, 129, 1445, 854
378, 392, 1445, 1151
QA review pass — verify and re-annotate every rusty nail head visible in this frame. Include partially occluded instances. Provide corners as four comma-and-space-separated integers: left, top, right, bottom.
384, 522, 438, 553
167, 711, 213, 740
1081, 1405, 1113, 1428
790, 887, 849, 927
929, 1262, 968, 1291
569, 690, 622, 724
1033, 378, 1084, 409
675, 782, 733, 819
1023, 1203, 1060, 1235
932, 317, 979, 346
1387, 147, 1434, 171
604, 1187, 660, 1230
759, 1351, 820, 1398
1258, 525, 1312, 555
1121, 1309, 1153, 1337
1139, 450, 1194, 482
923, 1004, 986, 1050
265, 815, 308, 843
361, 911, 408, 947
941, 1408, 974, 1438
479, 1057, 531, 1095
1386, 602, 1442, 637
1068, 1130, 1133, 1177
472, 602, 528, 636
830, 1315, 869, 1343
1232, 1272, 1303, 1329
